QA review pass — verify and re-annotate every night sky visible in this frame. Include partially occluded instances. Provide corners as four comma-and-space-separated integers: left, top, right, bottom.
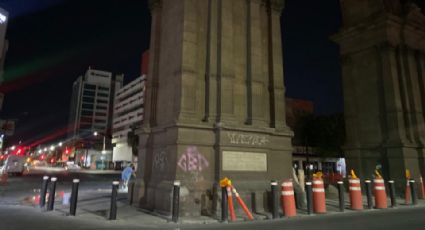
0, 0, 423, 147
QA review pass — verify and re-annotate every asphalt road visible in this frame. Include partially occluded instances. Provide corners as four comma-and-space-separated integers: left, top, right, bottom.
0, 169, 121, 205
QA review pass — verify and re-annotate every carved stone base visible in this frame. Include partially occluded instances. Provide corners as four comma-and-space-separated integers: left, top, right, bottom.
134, 123, 293, 216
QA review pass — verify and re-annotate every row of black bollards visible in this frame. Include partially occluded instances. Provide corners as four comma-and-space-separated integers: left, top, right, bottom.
388, 180, 396, 207
70, 179, 80, 216
271, 181, 279, 219
47, 177, 57, 211
365, 180, 373, 209
409, 180, 418, 205
37, 176, 184, 223
305, 182, 313, 215
39, 176, 80, 216
337, 181, 344, 212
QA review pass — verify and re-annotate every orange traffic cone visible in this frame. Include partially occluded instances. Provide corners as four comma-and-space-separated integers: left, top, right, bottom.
281, 180, 297, 217
373, 178, 387, 209
312, 177, 326, 214
405, 170, 411, 204
349, 178, 363, 210
405, 180, 411, 204
419, 176, 425, 199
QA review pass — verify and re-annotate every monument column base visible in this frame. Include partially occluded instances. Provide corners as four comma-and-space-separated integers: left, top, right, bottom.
134, 124, 293, 217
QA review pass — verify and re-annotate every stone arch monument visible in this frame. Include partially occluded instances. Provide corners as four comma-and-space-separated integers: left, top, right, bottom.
134, 0, 293, 216
333, 0, 425, 191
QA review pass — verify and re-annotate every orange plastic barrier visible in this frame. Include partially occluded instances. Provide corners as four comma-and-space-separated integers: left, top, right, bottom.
373, 179, 387, 209
280, 180, 296, 217
231, 186, 254, 220
349, 178, 363, 210
226, 186, 236, 221
405, 180, 411, 204
419, 176, 425, 199
312, 178, 326, 214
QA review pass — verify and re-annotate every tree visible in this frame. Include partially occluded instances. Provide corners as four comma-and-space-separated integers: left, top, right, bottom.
293, 113, 345, 158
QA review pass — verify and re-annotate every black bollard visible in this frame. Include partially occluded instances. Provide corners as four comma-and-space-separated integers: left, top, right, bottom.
305, 182, 313, 215
221, 186, 228, 222
388, 180, 397, 207
365, 180, 373, 209
109, 181, 119, 220
172, 181, 181, 223
129, 181, 135, 205
47, 177, 57, 211
39, 176, 49, 208
337, 181, 345, 212
409, 180, 418, 205
271, 180, 279, 219
69, 179, 80, 216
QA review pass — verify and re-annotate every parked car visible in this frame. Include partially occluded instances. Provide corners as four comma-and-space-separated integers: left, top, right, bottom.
64, 161, 81, 171
0, 155, 26, 176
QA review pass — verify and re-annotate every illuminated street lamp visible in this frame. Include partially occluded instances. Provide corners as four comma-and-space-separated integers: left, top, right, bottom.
93, 131, 106, 154
58, 142, 63, 147
93, 131, 108, 169
11, 146, 15, 150
44, 147, 47, 152
38, 149, 42, 154
50, 146, 55, 151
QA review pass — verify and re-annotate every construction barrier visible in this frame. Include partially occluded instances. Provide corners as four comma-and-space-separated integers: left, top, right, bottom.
312, 178, 326, 214
231, 185, 254, 220
373, 179, 387, 209
419, 176, 425, 199
405, 170, 411, 204
281, 180, 296, 217
405, 180, 411, 204
226, 186, 236, 222
349, 178, 363, 210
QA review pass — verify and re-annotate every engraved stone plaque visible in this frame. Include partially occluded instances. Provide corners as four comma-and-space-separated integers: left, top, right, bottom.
222, 151, 267, 172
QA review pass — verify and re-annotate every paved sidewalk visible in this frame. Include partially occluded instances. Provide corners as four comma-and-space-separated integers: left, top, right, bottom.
22, 186, 425, 228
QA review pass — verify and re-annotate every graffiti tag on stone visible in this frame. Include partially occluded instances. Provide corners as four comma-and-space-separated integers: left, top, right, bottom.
227, 133, 269, 146
177, 146, 209, 172
153, 151, 167, 171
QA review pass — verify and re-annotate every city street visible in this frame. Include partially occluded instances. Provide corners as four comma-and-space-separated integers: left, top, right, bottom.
1, 169, 425, 229
0, 169, 121, 205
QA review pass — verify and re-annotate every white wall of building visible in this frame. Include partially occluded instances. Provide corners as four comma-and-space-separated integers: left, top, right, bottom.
112, 75, 145, 163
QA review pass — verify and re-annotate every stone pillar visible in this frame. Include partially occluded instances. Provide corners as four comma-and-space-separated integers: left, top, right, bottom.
135, 0, 293, 216
333, 0, 425, 191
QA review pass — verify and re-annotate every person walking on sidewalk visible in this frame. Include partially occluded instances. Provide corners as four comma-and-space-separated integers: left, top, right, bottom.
121, 164, 136, 191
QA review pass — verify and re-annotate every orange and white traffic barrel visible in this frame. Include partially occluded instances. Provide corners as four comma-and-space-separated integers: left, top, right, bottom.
419, 176, 425, 199
349, 178, 363, 210
281, 180, 296, 217
312, 178, 326, 214
373, 178, 387, 209
405, 180, 411, 204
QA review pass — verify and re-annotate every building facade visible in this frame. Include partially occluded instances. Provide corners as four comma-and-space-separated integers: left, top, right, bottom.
0, 7, 8, 84
135, 0, 292, 216
112, 75, 145, 165
68, 68, 123, 168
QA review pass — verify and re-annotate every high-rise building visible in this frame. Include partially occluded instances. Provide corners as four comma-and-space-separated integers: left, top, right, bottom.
0, 7, 8, 84
112, 75, 145, 166
68, 68, 123, 166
